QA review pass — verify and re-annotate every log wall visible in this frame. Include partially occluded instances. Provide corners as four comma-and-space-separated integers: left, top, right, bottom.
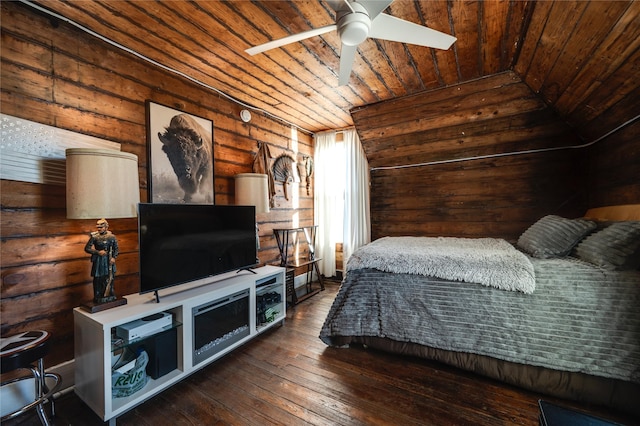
586, 120, 640, 208
0, 2, 313, 366
353, 72, 638, 241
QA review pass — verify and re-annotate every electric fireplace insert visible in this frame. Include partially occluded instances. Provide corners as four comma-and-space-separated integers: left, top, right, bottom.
192, 288, 250, 365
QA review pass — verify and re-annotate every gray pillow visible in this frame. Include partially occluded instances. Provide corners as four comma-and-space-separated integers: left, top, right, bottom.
574, 221, 640, 270
517, 215, 597, 258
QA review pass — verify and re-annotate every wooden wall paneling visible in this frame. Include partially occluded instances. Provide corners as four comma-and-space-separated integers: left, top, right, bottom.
479, 0, 510, 75
347, 40, 399, 100
359, 107, 560, 160
583, 70, 640, 129
580, 88, 640, 144
586, 121, 640, 208
522, 1, 588, 94
362, 113, 576, 170
0, 227, 138, 268
1, 209, 124, 240
512, 1, 553, 80
355, 71, 520, 123
0, 181, 65, 210
448, 0, 481, 81
353, 72, 521, 142
1, 253, 139, 299
554, 2, 640, 119
376, 37, 424, 95
25, 0, 475, 133
369, 149, 588, 241
1, 2, 314, 368
503, 0, 534, 69
0, 94, 146, 156
419, 0, 459, 86
1, 58, 55, 104
513, 0, 639, 144
538, 1, 631, 106
356, 72, 589, 242
193, 0, 353, 129
354, 38, 405, 97
566, 49, 640, 131
403, 43, 442, 90
4, 5, 145, 148
354, 72, 583, 171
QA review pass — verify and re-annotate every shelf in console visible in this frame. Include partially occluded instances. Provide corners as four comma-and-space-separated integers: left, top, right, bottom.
256, 302, 284, 332
111, 321, 182, 354
110, 321, 183, 414
110, 368, 183, 415
255, 272, 285, 333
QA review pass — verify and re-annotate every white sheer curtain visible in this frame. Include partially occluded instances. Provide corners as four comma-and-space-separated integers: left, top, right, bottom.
342, 129, 370, 264
314, 129, 370, 277
313, 131, 341, 277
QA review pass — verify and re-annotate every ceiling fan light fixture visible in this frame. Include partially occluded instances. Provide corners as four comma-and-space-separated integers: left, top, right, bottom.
337, 3, 371, 46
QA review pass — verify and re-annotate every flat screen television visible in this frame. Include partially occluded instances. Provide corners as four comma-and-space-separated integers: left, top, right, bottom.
138, 203, 257, 299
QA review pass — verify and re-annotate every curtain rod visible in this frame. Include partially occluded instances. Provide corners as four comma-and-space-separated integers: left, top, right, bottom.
336, 126, 356, 134
314, 127, 355, 136
370, 114, 640, 172
19, 0, 315, 136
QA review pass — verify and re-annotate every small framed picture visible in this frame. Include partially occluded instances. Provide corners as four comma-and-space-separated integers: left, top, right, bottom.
146, 100, 215, 204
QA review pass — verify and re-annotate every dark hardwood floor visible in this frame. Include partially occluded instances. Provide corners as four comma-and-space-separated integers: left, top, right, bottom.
6, 280, 636, 425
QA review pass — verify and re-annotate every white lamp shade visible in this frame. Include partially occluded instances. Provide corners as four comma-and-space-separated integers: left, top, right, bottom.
66, 148, 140, 219
235, 173, 269, 214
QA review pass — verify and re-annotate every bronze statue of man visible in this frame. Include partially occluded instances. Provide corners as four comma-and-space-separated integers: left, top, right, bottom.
84, 218, 119, 304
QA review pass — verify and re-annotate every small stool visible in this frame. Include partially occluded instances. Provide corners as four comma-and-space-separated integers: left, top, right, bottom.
1, 330, 61, 426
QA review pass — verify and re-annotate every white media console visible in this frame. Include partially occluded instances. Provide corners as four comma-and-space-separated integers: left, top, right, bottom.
74, 265, 286, 424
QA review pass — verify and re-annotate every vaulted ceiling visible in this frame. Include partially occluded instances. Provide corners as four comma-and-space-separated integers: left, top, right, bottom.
24, 0, 640, 137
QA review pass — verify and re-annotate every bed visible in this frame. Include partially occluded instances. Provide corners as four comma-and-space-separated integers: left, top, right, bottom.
319, 205, 640, 417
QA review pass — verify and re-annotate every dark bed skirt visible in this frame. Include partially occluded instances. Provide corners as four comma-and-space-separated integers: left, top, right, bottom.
330, 335, 640, 419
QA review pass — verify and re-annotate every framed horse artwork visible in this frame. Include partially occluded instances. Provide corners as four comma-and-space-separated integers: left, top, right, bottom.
146, 100, 215, 204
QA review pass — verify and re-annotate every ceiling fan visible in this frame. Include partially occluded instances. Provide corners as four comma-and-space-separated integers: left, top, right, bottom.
245, 0, 457, 86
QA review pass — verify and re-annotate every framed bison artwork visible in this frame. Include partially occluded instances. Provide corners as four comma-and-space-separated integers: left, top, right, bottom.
146, 101, 214, 204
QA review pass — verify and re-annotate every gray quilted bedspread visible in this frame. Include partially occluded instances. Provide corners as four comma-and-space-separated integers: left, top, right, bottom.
319, 256, 640, 383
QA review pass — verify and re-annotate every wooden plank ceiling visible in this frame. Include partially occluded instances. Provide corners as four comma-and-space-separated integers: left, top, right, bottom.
24, 0, 640, 138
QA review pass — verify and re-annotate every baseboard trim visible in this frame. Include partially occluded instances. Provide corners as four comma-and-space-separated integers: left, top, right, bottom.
293, 271, 318, 289
50, 360, 75, 393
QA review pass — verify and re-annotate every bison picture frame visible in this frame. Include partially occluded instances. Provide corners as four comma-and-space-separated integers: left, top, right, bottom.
146, 100, 215, 204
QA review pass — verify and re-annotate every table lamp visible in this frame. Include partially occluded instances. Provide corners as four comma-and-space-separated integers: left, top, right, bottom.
235, 173, 269, 262
235, 173, 270, 214
66, 148, 140, 313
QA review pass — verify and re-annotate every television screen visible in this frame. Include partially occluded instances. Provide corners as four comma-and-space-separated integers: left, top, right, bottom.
138, 203, 257, 295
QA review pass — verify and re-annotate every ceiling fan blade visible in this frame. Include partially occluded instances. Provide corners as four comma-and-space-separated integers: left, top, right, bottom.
338, 43, 358, 86
246, 24, 337, 55
359, 0, 394, 20
369, 14, 456, 50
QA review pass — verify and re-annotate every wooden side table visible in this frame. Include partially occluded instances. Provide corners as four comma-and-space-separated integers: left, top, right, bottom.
273, 226, 325, 305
